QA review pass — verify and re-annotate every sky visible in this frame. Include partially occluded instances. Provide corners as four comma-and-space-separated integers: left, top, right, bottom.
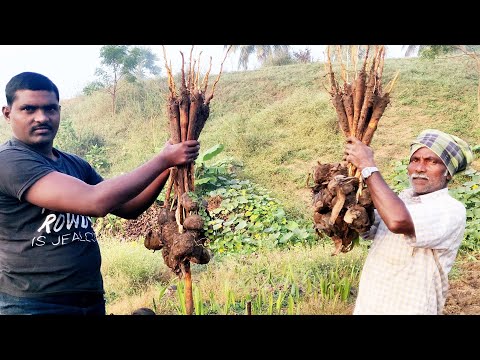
0, 45, 407, 101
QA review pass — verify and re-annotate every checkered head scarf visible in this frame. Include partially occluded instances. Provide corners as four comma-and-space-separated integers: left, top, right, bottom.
410, 129, 473, 176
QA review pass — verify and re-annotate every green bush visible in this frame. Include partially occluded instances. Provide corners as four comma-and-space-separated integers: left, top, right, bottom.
449, 169, 480, 252
55, 116, 110, 172
193, 145, 318, 255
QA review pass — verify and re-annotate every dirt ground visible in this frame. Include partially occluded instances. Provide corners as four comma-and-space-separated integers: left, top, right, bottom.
122, 201, 162, 240
444, 253, 480, 315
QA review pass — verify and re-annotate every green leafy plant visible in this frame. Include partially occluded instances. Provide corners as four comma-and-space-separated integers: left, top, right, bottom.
202, 178, 317, 254
389, 159, 410, 193
55, 117, 110, 172
194, 144, 244, 192
85, 144, 110, 172
191, 144, 318, 255
449, 168, 480, 252
193, 285, 205, 315
93, 214, 125, 236
175, 280, 187, 315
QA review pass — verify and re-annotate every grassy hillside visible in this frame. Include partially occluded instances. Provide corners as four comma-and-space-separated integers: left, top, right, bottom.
60, 56, 480, 217
1, 56, 479, 220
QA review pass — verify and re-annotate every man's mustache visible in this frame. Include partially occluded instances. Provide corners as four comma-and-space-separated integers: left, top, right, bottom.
32, 125, 52, 131
410, 173, 429, 180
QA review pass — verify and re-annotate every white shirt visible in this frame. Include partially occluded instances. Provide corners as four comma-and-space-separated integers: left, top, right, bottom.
353, 188, 466, 315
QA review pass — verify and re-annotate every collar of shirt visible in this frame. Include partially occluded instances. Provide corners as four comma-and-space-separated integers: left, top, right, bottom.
401, 187, 449, 204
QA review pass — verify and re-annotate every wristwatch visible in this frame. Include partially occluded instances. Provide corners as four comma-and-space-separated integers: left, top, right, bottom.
361, 166, 379, 179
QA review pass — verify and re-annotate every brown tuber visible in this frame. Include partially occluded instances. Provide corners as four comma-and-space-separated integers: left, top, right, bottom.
158, 207, 176, 225
145, 206, 210, 275
311, 162, 374, 255
181, 193, 199, 213
144, 229, 163, 251
183, 214, 204, 231
190, 246, 212, 264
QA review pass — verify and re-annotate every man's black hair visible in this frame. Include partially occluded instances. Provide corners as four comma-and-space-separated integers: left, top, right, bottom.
5, 72, 59, 106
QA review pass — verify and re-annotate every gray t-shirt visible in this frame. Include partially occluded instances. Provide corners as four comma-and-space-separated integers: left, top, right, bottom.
0, 137, 104, 298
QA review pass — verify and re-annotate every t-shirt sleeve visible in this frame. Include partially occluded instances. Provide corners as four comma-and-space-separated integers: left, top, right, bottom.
63, 152, 103, 185
79, 156, 104, 185
0, 148, 55, 200
405, 200, 466, 250
87, 167, 104, 185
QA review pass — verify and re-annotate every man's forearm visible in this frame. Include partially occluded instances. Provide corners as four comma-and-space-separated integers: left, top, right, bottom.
366, 172, 415, 236
111, 168, 171, 219
93, 154, 172, 216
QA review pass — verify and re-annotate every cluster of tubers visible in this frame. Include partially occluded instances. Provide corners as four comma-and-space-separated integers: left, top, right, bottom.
311, 161, 375, 255
312, 45, 396, 255
144, 193, 211, 275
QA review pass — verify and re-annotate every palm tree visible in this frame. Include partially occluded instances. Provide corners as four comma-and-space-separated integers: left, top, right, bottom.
402, 45, 427, 57
225, 45, 291, 70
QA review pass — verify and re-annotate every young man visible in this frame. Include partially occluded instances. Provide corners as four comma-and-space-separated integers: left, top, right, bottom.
345, 129, 473, 314
0, 72, 200, 315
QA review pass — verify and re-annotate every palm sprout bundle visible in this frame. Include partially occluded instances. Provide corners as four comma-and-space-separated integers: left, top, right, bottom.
311, 45, 398, 255
144, 46, 231, 314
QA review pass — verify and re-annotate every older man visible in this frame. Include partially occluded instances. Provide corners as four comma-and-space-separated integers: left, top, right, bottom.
344, 129, 473, 315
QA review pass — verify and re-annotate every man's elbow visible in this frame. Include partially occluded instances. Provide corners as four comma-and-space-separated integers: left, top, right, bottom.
91, 192, 122, 217
88, 200, 115, 218
385, 218, 415, 236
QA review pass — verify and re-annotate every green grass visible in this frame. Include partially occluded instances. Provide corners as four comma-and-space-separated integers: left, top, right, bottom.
101, 236, 366, 315
99, 237, 170, 304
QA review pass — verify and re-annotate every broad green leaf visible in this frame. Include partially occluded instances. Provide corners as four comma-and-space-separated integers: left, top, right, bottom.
235, 220, 247, 230
199, 144, 224, 163
285, 221, 299, 231
195, 177, 214, 185
279, 232, 293, 243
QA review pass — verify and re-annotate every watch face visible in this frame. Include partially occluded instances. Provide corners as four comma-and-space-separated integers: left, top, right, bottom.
362, 167, 377, 178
